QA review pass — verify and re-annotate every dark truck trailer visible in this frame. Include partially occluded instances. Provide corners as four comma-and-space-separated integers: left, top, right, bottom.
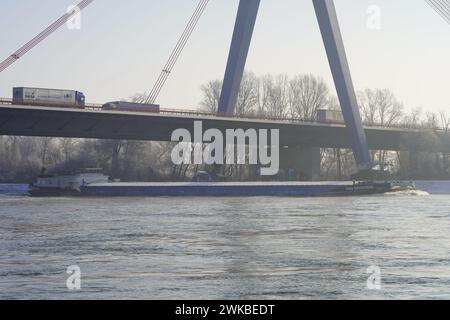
13, 87, 86, 108
102, 101, 160, 113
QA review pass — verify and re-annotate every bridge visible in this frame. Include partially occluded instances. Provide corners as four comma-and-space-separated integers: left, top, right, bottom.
1, 101, 449, 179
1, 101, 449, 152
1, 0, 449, 180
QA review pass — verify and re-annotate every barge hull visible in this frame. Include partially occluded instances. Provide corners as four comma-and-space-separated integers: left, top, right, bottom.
79, 182, 400, 197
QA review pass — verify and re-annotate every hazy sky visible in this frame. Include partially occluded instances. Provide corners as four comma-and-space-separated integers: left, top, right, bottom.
0, 0, 449, 113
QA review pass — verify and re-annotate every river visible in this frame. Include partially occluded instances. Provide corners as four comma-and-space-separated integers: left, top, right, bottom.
1, 192, 450, 299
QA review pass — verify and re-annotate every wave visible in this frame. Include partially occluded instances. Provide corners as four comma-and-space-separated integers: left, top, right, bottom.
385, 189, 430, 196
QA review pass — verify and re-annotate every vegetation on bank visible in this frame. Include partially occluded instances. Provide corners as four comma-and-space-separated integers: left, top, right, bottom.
1, 72, 449, 183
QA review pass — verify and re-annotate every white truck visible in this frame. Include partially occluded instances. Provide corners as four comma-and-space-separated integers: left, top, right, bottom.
12, 87, 86, 107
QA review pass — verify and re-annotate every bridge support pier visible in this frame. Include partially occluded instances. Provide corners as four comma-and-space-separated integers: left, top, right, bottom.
280, 146, 321, 181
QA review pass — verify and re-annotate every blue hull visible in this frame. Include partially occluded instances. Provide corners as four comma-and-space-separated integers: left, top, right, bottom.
80, 182, 397, 197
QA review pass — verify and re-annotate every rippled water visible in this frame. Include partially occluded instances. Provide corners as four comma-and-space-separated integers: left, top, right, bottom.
1, 193, 450, 300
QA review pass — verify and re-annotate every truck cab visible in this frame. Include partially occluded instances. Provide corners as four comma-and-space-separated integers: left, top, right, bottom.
75, 91, 86, 106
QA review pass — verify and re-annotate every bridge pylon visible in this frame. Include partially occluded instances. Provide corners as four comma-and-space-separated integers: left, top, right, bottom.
219, 0, 373, 175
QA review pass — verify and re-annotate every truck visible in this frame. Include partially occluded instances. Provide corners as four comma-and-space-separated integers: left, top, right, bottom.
317, 109, 345, 124
102, 101, 160, 113
12, 87, 86, 108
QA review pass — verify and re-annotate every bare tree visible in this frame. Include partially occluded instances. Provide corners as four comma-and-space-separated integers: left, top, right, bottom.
402, 107, 422, 129
424, 112, 440, 129
235, 72, 259, 116
38, 137, 53, 169
199, 72, 259, 116
440, 111, 450, 132
358, 89, 378, 125
377, 89, 403, 127
258, 74, 289, 118
60, 138, 78, 163
200, 80, 222, 113
358, 89, 403, 165
358, 89, 403, 126
288, 74, 329, 120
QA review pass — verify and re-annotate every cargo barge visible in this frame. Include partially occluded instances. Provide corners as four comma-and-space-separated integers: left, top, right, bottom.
29, 169, 414, 198
78, 181, 412, 197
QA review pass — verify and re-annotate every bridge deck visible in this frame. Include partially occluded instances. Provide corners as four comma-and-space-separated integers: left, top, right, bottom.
1, 102, 449, 152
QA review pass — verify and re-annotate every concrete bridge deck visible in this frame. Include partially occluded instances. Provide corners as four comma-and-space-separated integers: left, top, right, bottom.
1, 103, 449, 152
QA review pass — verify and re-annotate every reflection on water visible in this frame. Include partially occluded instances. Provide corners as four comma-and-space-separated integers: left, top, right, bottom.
1, 194, 450, 299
